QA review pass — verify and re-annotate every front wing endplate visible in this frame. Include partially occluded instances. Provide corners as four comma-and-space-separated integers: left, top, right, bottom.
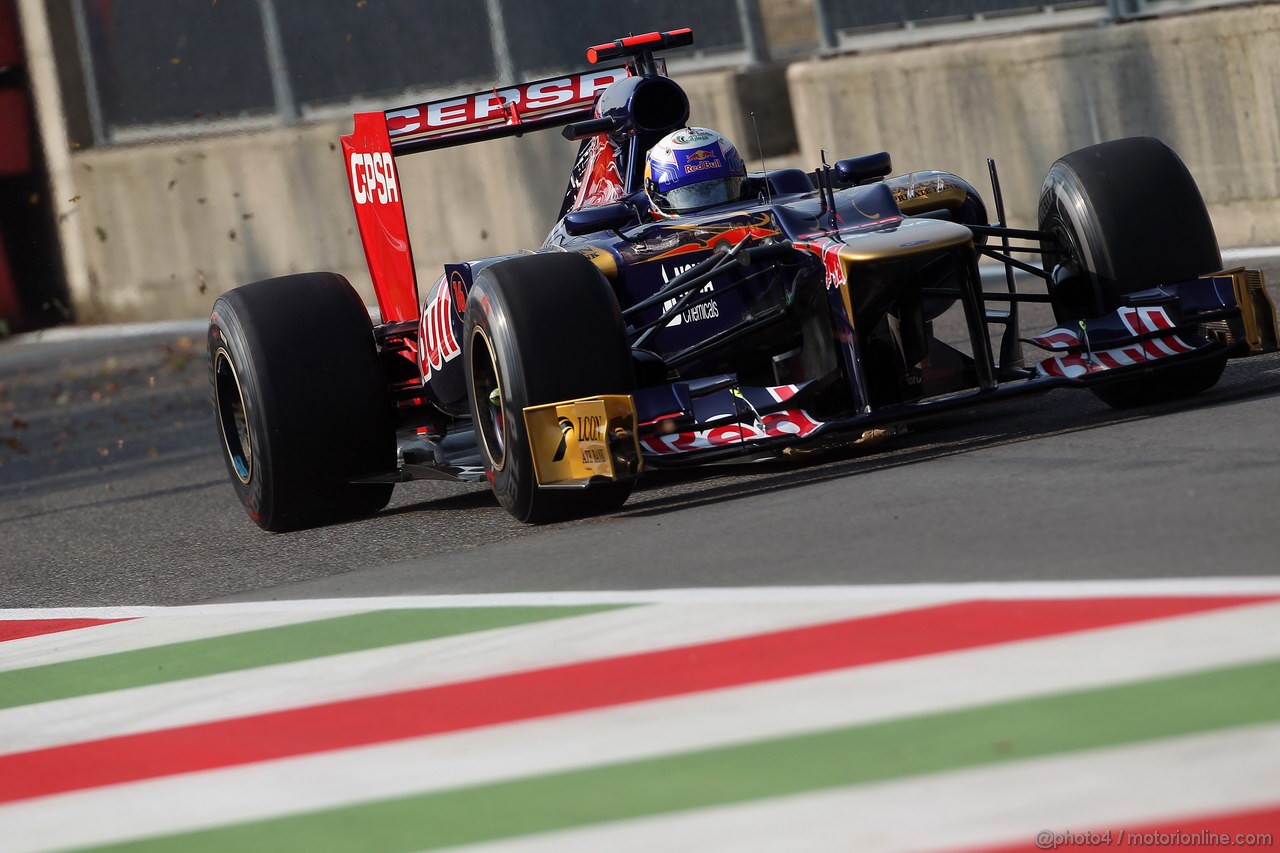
524, 395, 642, 488
1220, 268, 1279, 352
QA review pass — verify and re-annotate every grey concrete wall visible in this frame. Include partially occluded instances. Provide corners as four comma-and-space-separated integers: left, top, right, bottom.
63, 5, 1280, 322
787, 3, 1280, 247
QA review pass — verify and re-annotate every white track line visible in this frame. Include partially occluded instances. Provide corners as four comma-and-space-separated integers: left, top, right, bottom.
1224, 246, 1280, 261
3, 577, 1279, 621
4, 601, 1277, 851
4, 319, 207, 345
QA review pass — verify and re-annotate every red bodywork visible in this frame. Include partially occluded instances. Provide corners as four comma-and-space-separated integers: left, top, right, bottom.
341, 114, 418, 324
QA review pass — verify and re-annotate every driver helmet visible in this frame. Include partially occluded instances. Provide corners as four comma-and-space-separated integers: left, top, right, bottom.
644, 127, 746, 218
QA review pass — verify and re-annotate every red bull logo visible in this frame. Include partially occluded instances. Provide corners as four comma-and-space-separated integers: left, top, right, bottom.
448, 271, 467, 318
683, 149, 723, 174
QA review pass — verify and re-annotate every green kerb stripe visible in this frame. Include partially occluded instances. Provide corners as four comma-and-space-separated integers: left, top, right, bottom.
81, 657, 1280, 853
0, 606, 622, 709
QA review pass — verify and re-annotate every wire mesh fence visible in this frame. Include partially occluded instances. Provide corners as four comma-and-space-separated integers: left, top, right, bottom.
67, 0, 1262, 144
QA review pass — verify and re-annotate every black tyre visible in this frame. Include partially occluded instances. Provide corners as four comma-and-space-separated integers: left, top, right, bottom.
1089, 354, 1226, 409
209, 272, 395, 531
464, 252, 634, 523
1038, 136, 1227, 407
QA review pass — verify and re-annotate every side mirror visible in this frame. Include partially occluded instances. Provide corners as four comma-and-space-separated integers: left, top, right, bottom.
563, 202, 638, 236
835, 152, 892, 185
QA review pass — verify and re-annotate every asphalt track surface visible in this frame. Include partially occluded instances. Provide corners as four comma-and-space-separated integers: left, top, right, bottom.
2, 263, 1278, 609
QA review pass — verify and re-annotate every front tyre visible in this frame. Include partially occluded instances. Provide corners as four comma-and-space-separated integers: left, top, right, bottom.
464, 252, 634, 523
208, 272, 395, 531
1037, 137, 1227, 408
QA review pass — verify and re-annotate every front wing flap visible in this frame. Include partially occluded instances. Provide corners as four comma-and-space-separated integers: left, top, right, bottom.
1029, 270, 1277, 380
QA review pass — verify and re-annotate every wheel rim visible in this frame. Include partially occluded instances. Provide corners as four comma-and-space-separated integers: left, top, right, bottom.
1042, 187, 1104, 320
469, 327, 507, 472
213, 348, 253, 484
1043, 191, 1085, 272
1047, 220, 1085, 280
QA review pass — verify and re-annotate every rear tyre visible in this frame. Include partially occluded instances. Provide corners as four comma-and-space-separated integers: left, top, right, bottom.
464, 252, 634, 523
1037, 136, 1227, 408
209, 272, 395, 531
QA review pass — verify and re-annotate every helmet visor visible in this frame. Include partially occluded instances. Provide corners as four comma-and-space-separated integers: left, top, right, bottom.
662, 176, 743, 214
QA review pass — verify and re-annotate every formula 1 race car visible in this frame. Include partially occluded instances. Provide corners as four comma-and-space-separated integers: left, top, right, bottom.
209, 28, 1278, 530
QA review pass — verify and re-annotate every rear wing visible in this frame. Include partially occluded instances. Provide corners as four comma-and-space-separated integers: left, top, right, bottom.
385, 67, 629, 155
340, 28, 693, 324
378, 26, 693, 154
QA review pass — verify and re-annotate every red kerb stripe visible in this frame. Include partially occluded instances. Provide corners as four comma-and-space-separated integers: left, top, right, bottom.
0, 596, 1269, 803
0, 618, 131, 643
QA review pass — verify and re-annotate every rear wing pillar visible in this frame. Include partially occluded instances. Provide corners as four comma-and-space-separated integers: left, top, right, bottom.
341, 113, 419, 324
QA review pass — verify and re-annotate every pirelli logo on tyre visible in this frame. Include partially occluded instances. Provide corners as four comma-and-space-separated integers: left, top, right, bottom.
349, 151, 400, 206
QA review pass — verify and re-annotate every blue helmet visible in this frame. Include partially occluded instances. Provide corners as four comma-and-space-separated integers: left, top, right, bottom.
644, 127, 746, 217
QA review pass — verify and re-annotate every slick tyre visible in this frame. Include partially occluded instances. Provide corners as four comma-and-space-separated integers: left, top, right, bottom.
209, 272, 395, 531
464, 252, 634, 523
1037, 136, 1227, 408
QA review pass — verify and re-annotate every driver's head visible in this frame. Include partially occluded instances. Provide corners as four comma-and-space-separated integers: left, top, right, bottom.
644, 127, 746, 218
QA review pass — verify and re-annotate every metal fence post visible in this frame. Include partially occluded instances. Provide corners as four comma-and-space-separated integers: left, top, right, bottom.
257, 0, 297, 124
737, 0, 770, 66
488, 0, 515, 83
67, 0, 106, 145
1106, 0, 1143, 22
812, 0, 838, 51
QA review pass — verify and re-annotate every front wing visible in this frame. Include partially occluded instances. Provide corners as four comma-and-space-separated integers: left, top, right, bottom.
621, 269, 1276, 467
